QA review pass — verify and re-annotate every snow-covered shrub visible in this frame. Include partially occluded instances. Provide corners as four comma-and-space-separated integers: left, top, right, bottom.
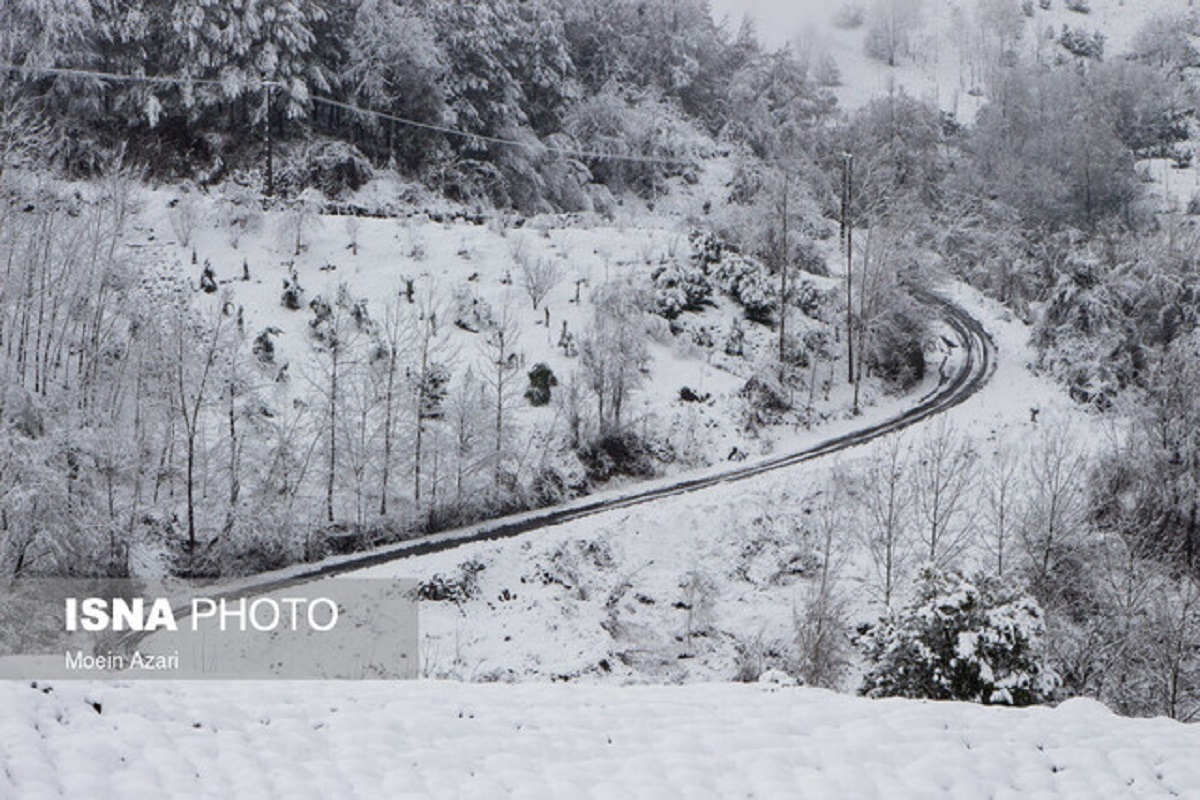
724, 317, 745, 357
199, 262, 217, 293
416, 558, 486, 603
734, 266, 772, 321
1059, 26, 1103, 60
281, 267, 304, 310
712, 254, 775, 322
692, 230, 778, 320
858, 567, 1059, 706
220, 183, 263, 249
303, 141, 373, 198
578, 431, 657, 483
1187, 192, 1200, 216
739, 372, 791, 429
1064, 0, 1088, 12
813, 52, 841, 87
253, 328, 278, 364
528, 539, 615, 601
451, 286, 494, 332
651, 260, 712, 319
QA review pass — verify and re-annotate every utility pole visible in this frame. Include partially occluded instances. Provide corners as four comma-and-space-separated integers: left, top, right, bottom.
265, 83, 275, 197
778, 169, 789, 385
841, 152, 854, 387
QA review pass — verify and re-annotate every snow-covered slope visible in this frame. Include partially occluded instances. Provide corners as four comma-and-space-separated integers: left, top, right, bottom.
2, 680, 1197, 798
719, 0, 1200, 117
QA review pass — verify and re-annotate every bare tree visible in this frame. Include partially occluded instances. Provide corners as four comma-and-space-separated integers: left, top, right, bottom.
171, 302, 229, 551
796, 473, 853, 687
861, 435, 912, 608
519, 256, 562, 311
410, 292, 452, 513
168, 191, 201, 250
982, 443, 1022, 578
344, 213, 362, 256
479, 299, 522, 486
1020, 421, 1087, 597
279, 188, 325, 256
0, 82, 47, 182
1147, 576, 1200, 721
556, 370, 590, 449
308, 285, 368, 525
446, 368, 488, 508
376, 294, 416, 517
911, 419, 978, 567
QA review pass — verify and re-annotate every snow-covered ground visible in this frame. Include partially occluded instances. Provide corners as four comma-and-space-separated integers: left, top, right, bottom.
3, 680, 1197, 799
249, 281, 1091, 686
717, 0, 1200, 120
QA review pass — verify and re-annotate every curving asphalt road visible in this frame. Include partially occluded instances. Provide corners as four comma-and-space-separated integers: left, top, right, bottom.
184, 289, 994, 603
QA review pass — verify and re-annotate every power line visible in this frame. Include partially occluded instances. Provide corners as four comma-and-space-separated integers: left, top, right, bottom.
309, 94, 694, 166
1, 63, 233, 89
1, 62, 696, 167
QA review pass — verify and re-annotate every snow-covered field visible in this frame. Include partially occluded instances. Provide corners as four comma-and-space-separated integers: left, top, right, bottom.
3, 680, 1197, 799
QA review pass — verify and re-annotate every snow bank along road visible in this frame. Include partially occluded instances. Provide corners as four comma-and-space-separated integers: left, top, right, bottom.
182, 288, 995, 604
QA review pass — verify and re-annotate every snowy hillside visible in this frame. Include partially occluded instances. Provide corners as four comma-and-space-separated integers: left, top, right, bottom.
3, 680, 1198, 798
765, 0, 1200, 118
290, 284, 1092, 686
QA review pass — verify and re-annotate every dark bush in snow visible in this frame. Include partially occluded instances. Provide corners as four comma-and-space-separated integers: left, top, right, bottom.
416, 559, 486, 603
252, 328, 279, 364
866, 308, 928, 390
525, 362, 558, 406
281, 267, 304, 310
578, 431, 657, 483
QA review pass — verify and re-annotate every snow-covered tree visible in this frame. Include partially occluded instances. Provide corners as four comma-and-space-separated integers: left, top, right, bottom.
579, 279, 651, 435
859, 567, 1059, 706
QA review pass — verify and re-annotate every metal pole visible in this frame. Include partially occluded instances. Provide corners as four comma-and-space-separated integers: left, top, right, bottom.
843, 153, 854, 385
